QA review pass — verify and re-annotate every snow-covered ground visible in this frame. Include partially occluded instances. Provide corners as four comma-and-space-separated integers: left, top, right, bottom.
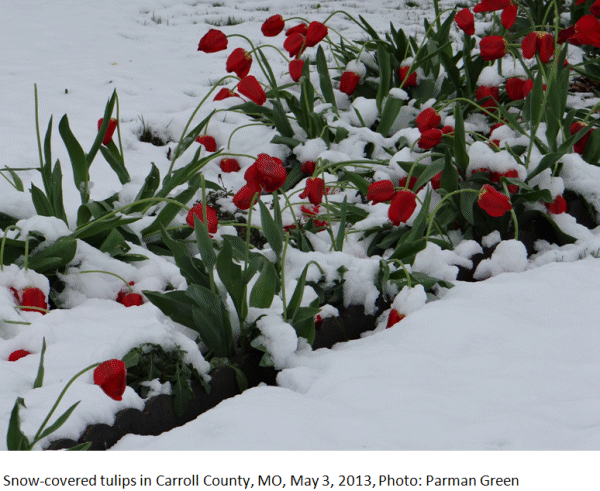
2, 0, 600, 458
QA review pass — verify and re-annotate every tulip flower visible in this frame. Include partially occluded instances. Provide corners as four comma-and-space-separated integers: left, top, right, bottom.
441, 125, 455, 135
545, 195, 567, 215
501, 3, 518, 29
286, 23, 308, 37
399, 175, 422, 191
120, 293, 143, 307
97, 118, 118, 146
479, 36, 507, 60
418, 128, 443, 149
570, 122, 593, 155
455, 8, 475, 35
93, 359, 127, 401
233, 183, 261, 210
299, 177, 325, 205
186, 203, 218, 234
571, 15, 600, 48
367, 180, 396, 203
521, 31, 555, 63
237, 76, 267, 105
195, 135, 217, 152
213, 87, 237, 101
20, 287, 48, 314
198, 29, 228, 53
8, 350, 31, 362
415, 108, 441, 132
255, 153, 287, 192
289, 59, 304, 82
261, 15, 285, 37
505, 77, 534, 100
591, 0, 600, 16
386, 309, 405, 328
339, 71, 360, 95
398, 66, 418, 87
476, 85, 500, 110
431, 172, 442, 190
473, 0, 511, 12
388, 190, 417, 225
116, 281, 136, 304
305, 21, 328, 47
284, 32, 306, 58
558, 25, 576, 45
220, 158, 240, 173
226, 48, 252, 78
477, 184, 512, 217
301, 161, 316, 174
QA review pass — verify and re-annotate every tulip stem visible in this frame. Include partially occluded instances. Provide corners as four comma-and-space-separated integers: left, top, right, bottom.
78, 270, 133, 291
31, 363, 100, 448
244, 193, 259, 272
502, 182, 519, 241
1, 226, 21, 271
425, 188, 480, 241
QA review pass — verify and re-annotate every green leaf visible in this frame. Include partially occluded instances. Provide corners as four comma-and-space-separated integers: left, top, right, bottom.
194, 215, 217, 272
129, 163, 160, 213
42, 116, 54, 193
257, 199, 283, 257
172, 110, 215, 162
216, 240, 247, 324
30, 184, 54, 217
528, 152, 566, 180
342, 170, 371, 196
389, 237, 427, 262
28, 236, 77, 274
2, 167, 24, 192
249, 261, 277, 308
271, 100, 295, 139
37, 401, 81, 441
376, 44, 391, 113
67, 442, 91, 451
412, 158, 445, 192
58, 114, 89, 203
285, 261, 316, 322
187, 286, 232, 357
582, 128, 600, 165
143, 290, 197, 330
523, 69, 544, 128
51, 160, 68, 225
453, 104, 469, 173
99, 143, 130, 184
6, 398, 30, 451
316, 46, 337, 111
87, 90, 117, 165
440, 150, 459, 192
290, 303, 321, 345
376, 97, 403, 137
158, 225, 210, 288
99, 229, 128, 256
335, 195, 348, 252
72, 216, 140, 241
33, 338, 46, 389
459, 186, 479, 225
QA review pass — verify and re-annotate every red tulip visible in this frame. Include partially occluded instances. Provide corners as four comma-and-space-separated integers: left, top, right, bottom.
299, 177, 325, 205
558, 25, 576, 44
418, 128, 443, 149
388, 190, 417, 225
255, 153, 287, 192
399, 175, 422, 191
220, 158, 240, 173
571, 15, 600, 48
339, 71, 360, 95
477, 184, 512, 217
386, 309, 405, 328
591, 0, 600, 16
286, 23, 308, 37
284, 32, 306, 58
522, 32, 554, 63
501, 3, 518, 29
289, 59, 304, 82
213, 87, 237, 101
570, 122, 593, 155
367, 180, 396, 203
441, 125, 455, 135
498, 169, 519, 193
97, 118, 118, 146
476, 85, 500, 110
305, 21, 328, 47
479, 36, 507, 60
21, 287, 48, 314
195, 135, 217, 152
226, 48, 252, 78
237, 76, 267, 105
301, 160, 316, 174
233, 183, 261, 210
301, 204, 321, 217
94, 359, 127, 401
261, 15, 285, 37
505, 77, 533, 100
8, 350, 31, 362
473, 0, 510, 12
455, 8, 475, 35
120, 293, 144, 307
544, 195, 567, 215
198, 29, 228, 53
431, 172, 442, 190
398, 66, 418, 87
313, 219, 329, 229
415, 108, 441, 132
116, 281, 135, 304
186, 203, 218, 234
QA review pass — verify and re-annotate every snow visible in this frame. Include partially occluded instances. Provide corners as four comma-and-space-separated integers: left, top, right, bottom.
2, 0, 600, 464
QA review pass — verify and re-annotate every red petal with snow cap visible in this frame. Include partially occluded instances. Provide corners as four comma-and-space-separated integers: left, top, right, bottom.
94, 359, 127, 401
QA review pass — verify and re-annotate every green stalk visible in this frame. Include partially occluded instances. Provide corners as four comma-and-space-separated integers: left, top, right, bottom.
425, 188, 481, 240
281, 231, 290, 322
1, 226, 20, 271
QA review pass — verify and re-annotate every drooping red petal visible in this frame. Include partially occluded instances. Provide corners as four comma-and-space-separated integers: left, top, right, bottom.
367, 180, 396, 204
198, 29, 228, 53
284, 32, 306, 58
220, 158, 240, 173
226, 47, 252, 78
339, 71, 360, 95
186, 203, 218, 234
97, 118, 118, 146
21, 288, 48, 313
455, 8, 475, 35
398, 66, 418, 87
388, 190, 417, 225
477, 184, 512, 217
8, 350, 31, 362
94, 359, 127, 401
233, 183, 261, 210
305, 21, 328, 47
418, 129, 443, 149
501, 3, 518, 29
415, 107, 441, 132
237, 76, 267, 105
386, 309, 405, 328
195, 135, 217, 152
521, 32, 537, 59
479, 36, 507, 61
545, 195, 567, 214
261, 15, 285, 37
289, 59, 305, 82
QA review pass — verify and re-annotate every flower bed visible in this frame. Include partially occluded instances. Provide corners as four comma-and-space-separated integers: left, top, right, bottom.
1, 0, 600, 450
